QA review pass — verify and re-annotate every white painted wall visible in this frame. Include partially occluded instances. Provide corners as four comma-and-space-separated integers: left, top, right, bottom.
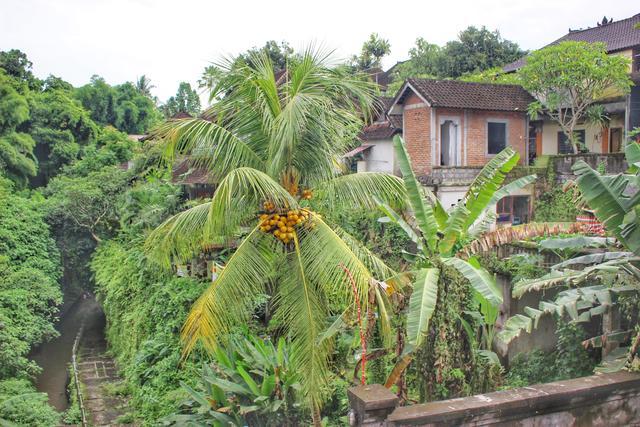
541, 116, 625, 155
362, 139, 398, 174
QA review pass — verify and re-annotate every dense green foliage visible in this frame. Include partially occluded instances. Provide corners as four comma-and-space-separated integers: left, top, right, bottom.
161, 82, 201, 118
387, 26, 525, 92
92, 237, 207, 422
521, 41, 632, 153
0, 178, 61, 422
0, 178, 62, 378
505, 323, 596, 387
75, 75, 161, 134
0, 379, 59, 426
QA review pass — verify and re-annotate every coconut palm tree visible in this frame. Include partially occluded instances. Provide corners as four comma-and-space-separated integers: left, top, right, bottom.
145, 47, 405, 420
135, 74, 155, 98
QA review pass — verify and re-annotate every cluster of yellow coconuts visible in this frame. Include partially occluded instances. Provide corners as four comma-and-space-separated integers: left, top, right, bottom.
259, 190, 314, 244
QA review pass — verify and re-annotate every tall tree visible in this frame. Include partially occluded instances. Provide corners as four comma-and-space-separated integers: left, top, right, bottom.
351, 33, 391, 70
75, 76, 161, 134
0, 49, 41, 90
162, 82, 201, 118
0, 71, 36, 187
520, 41, 632, 153
390, 26, 525, 88
146, 47, 403, 422
135, 74, 155, 98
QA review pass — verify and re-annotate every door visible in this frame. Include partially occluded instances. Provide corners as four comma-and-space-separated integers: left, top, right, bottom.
610, 128, 623, 153
440, 119, 460, 166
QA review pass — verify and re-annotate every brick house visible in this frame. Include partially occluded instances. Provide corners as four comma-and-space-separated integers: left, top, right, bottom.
386, 78, 536, 222
505, 13, 640, 160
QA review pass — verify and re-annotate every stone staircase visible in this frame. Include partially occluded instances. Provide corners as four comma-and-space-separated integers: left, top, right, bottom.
75, 318, 131, 426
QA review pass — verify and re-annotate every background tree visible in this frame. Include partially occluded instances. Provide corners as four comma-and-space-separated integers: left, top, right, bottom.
520, 41, 632, 153
135, 74, 155, 98
75, 75, 161, 134
0, 49, 41, 90
0, 71, 36, 187
351, 33, 391, 71
388, 26, 525, 92
161, 82, 201, 118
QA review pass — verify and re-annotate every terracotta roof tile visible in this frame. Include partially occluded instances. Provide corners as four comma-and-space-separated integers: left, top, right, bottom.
360, 121, 401, 141
402, 78, 534, 112
504, 13, 640, 72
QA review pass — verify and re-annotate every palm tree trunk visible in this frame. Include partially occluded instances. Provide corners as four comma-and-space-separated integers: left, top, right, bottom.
311, 402, 322, 427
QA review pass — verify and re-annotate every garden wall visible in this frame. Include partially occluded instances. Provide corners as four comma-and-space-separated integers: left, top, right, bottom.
348, 371, 640, 426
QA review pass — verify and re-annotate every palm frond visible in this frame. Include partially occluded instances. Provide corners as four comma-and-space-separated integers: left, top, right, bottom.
272, 234, 331, 408
181, 226, 276, 355
152, 118, 265, 180
332, 225, 396, 279
145, 201, 215, 267
316, 172, 406, 210
206, 167, 298, 234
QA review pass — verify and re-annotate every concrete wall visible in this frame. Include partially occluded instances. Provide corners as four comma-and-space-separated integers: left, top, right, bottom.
540, 115, 625, 155
362, 139, 398, 174
348, 372, 640, 427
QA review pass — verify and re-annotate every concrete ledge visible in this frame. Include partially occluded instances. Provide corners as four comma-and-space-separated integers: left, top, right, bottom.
386, 371, 640, 426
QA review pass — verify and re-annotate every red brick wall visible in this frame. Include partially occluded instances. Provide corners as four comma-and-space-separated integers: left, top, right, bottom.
402, 102, 527, 173
466, 110, 527, 166
403, 93, 432, 174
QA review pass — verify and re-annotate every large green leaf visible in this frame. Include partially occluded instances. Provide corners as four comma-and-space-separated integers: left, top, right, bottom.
444, 257, 502, 306
539, 236, 614, 250
377, 201, 423, 251
406, 268, 440, 348
393, 135, 440, 251
573, 160, 635, 250
462, 147, 520, 229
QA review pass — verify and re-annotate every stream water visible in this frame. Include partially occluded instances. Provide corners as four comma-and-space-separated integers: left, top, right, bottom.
30, 294, 105, 412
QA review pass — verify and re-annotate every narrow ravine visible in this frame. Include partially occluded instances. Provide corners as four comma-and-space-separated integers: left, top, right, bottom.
30, 294, 103, 411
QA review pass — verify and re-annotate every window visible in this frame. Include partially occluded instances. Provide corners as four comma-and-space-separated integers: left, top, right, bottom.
488, 122, 507, 154
557, 130, 585, 154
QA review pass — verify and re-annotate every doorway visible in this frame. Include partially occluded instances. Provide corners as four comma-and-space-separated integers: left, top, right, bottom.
610, 128, 623, 153
440, 119, 460, 166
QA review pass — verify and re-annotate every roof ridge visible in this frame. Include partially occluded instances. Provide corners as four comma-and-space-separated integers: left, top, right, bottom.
566, 12, 640, 34
409, 76, 524, 88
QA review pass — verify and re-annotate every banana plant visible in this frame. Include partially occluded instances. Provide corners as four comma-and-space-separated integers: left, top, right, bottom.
498, 135, 640, 363
380, 135, 536, 388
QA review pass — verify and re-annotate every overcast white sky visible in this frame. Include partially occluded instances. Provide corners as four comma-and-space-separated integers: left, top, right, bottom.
1, 0, 637, 104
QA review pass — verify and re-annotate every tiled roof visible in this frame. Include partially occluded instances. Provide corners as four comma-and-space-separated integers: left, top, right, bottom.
172, 158, 215, 185
504, 13, 640, 72
400, 78, 534, 112
360, 121, 401, 141
361, 96, 402, 141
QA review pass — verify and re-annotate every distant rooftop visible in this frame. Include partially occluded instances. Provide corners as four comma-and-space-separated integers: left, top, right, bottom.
504, 13, 640, 72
